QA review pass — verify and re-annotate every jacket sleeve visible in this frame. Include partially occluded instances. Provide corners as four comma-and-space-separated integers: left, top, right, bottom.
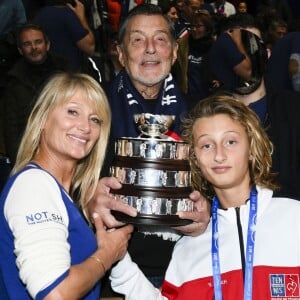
110, 253, 167, 300
4, 169, 70, 298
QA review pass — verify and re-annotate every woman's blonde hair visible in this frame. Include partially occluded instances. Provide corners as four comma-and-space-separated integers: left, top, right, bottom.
13, 72, 111, 219
181, 94, 279, 200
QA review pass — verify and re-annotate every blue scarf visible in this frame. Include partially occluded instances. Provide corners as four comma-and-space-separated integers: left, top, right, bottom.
108, 69, 187, 139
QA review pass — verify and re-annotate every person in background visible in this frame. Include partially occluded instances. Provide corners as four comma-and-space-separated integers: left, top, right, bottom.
237, 1, 247, 14
0, 0, 27, 159
0, 72, 133, 300
173, 0, 214, 41
95, 4, 211, 298
174, 10, 215, 107
264, 18, 288, 54
210, 0, 236, 17
173, 0, 190, 40
106, 0, 141, 34
2, 24, 71, 167
289, 53, 300, 91
34, 0, 95, 70
109, 95, 300, 299
209, 13, 258, 94
165, 2, 179, 24
255, 0, 293, 29
191, 0, 214, 15
101, 31, 123, 88
0, 0, 27, 39
181, 0, 214, 23
266, 31, 300, 92
158, 0, 180, 39
208, 15, 300, 200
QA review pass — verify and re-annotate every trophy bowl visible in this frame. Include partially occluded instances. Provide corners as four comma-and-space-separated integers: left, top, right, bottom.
134, 113, 175, 137
110, 113, 193, 226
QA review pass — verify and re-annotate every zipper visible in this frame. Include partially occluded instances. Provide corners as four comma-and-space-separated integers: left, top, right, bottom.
235, 207, 246, 282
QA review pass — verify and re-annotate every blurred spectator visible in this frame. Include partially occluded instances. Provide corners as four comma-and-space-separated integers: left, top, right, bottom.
209, 13, 261, 93
0, 0, 26, 39
210, 0, 236, 17
174, 0, 185, 16
34, 0, 95, 70
174, 11, 215, 106
173, 0, 214, 40
158, 0, 179, 24
0, 0, 27, 87
264, 18, 288, 53
106, 0, 141, 33
187, 0, 214, 17
101, 31, 123, 87
237, 1, 247, 14
287, 54, 300, 91
209, 19, 300, 200
266, 32, 300, 92
158, 0, 180, 38
0, 0, 27, 170
106, 0, 122, 32
166, 2, 179, 23
173, 0, 190, 39
84, 0, 107, 54
2, 24, 71, 166
255, 0, 293, 27
199, 0, 214, 14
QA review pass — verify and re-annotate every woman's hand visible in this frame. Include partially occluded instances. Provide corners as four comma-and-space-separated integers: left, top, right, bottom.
92, 212, 133, 269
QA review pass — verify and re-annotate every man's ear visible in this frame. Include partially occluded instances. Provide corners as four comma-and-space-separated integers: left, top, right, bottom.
117, 45, 125, 67
172, 42, 178, 65
17, 47, 23, 56
46, 41, 51, 52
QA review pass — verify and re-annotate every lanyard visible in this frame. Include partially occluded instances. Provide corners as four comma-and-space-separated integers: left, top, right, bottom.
211, 187, 257, 300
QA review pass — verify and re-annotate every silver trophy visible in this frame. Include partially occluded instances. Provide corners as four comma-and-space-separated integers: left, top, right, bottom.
134, 113, 175, 138
111, 114, 193, 226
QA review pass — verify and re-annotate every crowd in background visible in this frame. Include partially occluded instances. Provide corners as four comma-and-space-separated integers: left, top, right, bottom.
0, 1, 300, 299
0, 0, 300, 166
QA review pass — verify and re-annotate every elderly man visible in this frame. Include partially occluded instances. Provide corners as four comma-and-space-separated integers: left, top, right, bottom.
108, 4, 186, 139
90, 4, 210, 299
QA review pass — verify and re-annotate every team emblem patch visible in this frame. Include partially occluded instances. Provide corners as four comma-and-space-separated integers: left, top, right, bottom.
270, 274, 300, 297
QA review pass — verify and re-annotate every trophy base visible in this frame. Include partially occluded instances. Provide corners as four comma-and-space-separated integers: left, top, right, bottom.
112, 211, 192, 226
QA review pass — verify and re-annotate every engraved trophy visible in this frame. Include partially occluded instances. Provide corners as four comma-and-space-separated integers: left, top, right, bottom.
110, 113, 193, 226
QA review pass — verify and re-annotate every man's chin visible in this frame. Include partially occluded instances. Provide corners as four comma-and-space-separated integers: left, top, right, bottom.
26, 56, 47, 65
134, 74, 168, 87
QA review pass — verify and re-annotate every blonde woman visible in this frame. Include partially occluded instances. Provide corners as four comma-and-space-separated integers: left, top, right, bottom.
0, 73, 133, 299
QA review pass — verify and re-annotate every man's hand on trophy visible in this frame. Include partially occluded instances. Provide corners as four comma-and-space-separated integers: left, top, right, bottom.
89, 177, 137, 229
174, 190, 210, 237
